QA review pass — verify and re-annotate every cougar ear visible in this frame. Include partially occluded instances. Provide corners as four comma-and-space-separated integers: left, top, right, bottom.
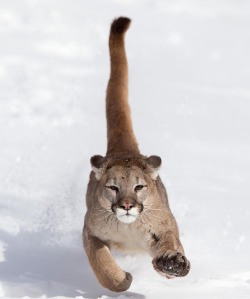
146, 155, 162, 180
90, 155, 105, 180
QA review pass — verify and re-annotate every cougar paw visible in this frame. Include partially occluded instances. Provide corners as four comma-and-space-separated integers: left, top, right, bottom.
152, 252, 190, 278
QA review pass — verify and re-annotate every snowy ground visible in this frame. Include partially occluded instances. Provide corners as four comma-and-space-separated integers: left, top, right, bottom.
0, 0, 250, 298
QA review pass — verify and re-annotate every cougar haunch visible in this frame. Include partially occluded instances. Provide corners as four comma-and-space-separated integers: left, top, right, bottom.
83, 17, 190, 292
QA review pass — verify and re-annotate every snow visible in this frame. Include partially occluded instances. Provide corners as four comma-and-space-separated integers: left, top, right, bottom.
0, 0, 250, 298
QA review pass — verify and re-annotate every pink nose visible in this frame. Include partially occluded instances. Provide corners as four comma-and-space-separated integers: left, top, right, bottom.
120, 202, 134, 210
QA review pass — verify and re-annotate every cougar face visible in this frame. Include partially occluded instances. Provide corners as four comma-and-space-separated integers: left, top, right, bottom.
105, 167, 148, 223
104, 166, 148, 224
91, 155, 161, 224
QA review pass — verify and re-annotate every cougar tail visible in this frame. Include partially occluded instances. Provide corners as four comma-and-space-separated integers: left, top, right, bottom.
106, 17, 140, 157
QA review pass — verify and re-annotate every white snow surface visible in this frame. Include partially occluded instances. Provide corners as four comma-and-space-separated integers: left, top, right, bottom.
0, 0, 250, 298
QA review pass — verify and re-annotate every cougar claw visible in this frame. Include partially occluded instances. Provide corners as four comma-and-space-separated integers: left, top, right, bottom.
153, 252, 190, 278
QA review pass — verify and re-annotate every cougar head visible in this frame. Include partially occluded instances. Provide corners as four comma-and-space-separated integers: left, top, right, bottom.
90, 155, 161, 224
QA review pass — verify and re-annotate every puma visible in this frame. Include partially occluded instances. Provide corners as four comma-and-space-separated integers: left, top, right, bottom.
83, 17, 190, 292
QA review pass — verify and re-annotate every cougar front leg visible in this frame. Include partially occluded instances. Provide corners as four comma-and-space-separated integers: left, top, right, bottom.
83, 228, 132, 292
149, 230, 190, 279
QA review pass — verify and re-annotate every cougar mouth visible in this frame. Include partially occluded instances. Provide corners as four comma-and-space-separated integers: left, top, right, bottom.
116, 211, 138, 224
112, 201, 143, 224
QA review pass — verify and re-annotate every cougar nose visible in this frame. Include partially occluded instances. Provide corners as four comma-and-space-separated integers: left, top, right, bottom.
119, 202, 134, 210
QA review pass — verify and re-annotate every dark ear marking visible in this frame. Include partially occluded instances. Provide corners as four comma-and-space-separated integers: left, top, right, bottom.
146, 155, 161, 169
146, 155, 162, 180
90, 155, 105, 180
90, 155, 105, 168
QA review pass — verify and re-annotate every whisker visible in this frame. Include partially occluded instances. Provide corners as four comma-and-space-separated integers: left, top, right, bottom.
139, 214, 147, 224
143, 211, 164, 223
92, 207, 112, 212
92, 209, 113, 216
143, 207, 163, 211
108, 214, 117, 230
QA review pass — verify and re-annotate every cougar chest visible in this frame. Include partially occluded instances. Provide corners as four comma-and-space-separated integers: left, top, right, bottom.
107, 223, 145, 253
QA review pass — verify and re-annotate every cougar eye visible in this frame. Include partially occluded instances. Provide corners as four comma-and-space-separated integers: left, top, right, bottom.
134, 185, 144, 192
107, 185, 119, 192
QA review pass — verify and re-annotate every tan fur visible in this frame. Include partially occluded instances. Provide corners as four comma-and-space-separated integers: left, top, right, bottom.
83, 17, 190, 292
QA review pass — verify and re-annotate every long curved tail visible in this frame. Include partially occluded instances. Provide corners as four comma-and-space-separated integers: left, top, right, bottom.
106, 17, 140, 157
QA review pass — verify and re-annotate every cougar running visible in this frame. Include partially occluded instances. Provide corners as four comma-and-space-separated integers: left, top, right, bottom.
83, 17, 190, 292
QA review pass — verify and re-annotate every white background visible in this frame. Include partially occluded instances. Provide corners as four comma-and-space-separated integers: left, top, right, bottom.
0, 0, 250, 298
